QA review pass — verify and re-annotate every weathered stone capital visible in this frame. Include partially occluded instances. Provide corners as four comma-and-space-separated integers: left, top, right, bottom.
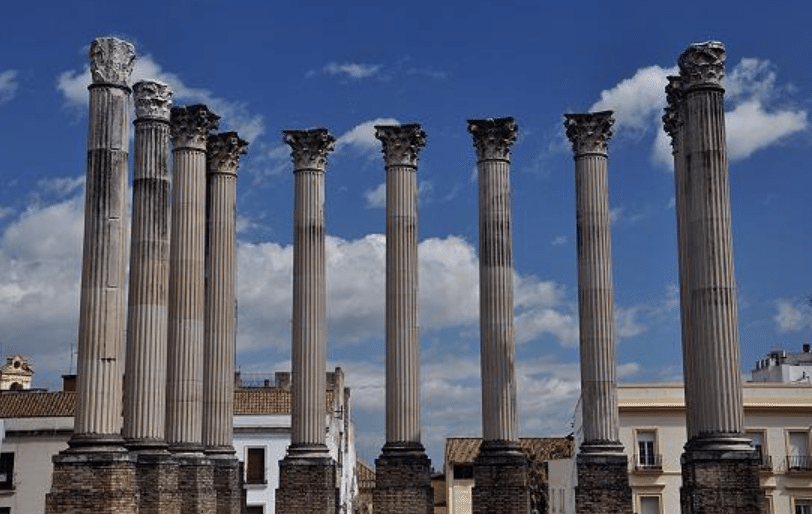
563, 111, 614, 156
679, 41, 725, 90
662, 76, 684, 141
467, 117, 518, 162
89, 37, 136, 87
207, 132, 249, 175
171, 104, 220, 150
133, 80, 172, 121
283, 128, 335, 171
374, 124, 426, 168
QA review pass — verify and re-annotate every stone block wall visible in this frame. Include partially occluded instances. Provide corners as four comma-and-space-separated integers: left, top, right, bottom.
275, 456, 337, 514
137, 452, 181, 514
176, 455, 216, 514
680, 449, 765, 514
373, 447, 433, 514
45, 452, 138, 514
575, 453, 632, 514
471, 444, 529, 514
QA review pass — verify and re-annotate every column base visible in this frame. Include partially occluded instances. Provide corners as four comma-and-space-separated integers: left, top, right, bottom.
472, 440, 529, 514
207, 451, 245, 514
373, 442, 433, 514
276, 445, 337, 514
575, 448, 632, 514
45, 450, 138, 514
136, 450, 181, 514
680, 437, 765, 514
175, 453, 216, 514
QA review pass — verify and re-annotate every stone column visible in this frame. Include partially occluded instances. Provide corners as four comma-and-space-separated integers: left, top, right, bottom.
564, 111, 632, 514
468, 117, 529, 514
204, 131, 248, 514
276, 128, 337, 514
46, 37, 139, 514
372, 124, 432, 514
167, 104, 220, 514
667, 41, 764, 514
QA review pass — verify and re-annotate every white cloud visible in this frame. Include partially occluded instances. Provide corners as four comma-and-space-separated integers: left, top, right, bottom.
37, 176, 85, 197
0, 70, 19, 104
774, 299, 812, 332
592, 58, 808, 169
322, 62, 382, 79
364, 183, 386, 208
335, 118, 400, 155
551, 235, 568, 246
57, 54, 265, 142
616, 306, 647, 338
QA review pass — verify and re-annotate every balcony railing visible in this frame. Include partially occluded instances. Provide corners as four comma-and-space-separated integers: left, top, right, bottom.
759, 454, 773, 471
787, 455, 812, 471
633, 453, 663, 471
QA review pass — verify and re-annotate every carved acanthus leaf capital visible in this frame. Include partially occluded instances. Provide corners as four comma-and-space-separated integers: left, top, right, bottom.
678, 41, 725, 90
375, 124, 426, 167
563, 111, 614, 156
89, 37, 136, 87
662, 76, 684, 141
467, 117, 518, 161
133, 80, 172, 121
208, 132, 249, 174
283, 128, 336, 171
170, 105, 220, 149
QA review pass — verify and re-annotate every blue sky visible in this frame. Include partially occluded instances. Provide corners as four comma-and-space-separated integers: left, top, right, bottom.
1, 0, 811, 465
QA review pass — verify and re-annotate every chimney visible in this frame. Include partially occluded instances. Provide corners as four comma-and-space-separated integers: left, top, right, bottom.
62, 374, 77, 392
804, 343, 810, 353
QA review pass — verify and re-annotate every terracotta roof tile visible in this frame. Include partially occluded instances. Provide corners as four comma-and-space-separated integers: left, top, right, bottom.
444, 437, 574, 465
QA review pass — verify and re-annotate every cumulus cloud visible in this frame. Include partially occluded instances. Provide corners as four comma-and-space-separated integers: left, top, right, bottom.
335, 118, 400, 155
57, 54, 265, 142
364, 183, 386, 208
592, 58, 808, 169
0, 70, 19, 104
774, 299, 812, 332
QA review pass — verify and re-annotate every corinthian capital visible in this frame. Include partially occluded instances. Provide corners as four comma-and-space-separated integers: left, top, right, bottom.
170, 105, 220, 150
662, 76, 683, 141
467, 117, 518, 161
208, 132, 249, 175
375, 124, 426, 167
89, 37, 136, 87
133, 81, 172, 121
563, 111, 614, 156
678, 41, 725, 90
283, 128, 335, 172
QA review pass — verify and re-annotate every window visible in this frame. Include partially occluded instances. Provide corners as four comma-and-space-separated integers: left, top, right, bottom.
795, 499, 812, 514
0, 507, 9, 514
245, 447, 266, 484
245, 506, 264, 514
0, 453, 13, 490
453, 464, 474, 480
639, 495, 660, 514
636, 430, 659, 469
746, 429, 770, 469
788, 431, 811, 470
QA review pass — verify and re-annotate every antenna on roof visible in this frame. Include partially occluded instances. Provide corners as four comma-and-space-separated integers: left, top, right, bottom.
69, 342, 75, 374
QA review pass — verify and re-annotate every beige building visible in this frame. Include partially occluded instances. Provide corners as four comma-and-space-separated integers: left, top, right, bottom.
442, 437, 573, 514
0, 357, 33, 392
618, 381, 812, 514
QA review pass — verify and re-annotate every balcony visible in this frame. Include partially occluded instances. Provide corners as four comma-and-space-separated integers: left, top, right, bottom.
758, 454, 772, 472
786, 455, 812, 472
633, 453, 663, 472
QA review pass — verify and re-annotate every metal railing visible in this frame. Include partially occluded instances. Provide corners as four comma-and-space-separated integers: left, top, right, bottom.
787, 455, 812, 471
633, 453, 663, 471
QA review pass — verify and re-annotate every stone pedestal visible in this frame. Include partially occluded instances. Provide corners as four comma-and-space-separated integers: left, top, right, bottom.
176, 454, 216, 514
276, 451, 338, 514
373, 443, 433, 514
210, 455, 243, 514
136, 452, 181, 514
575, 453, 632, 514
680, 443, 764, 514
471, 442, 529, 514
46, 451, 138, 514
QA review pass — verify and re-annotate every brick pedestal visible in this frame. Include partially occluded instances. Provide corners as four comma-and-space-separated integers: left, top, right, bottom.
472, 441, 529, 514
137, 451, 181, 514
373, 443, 432, 514
276, 452, 337, 514
575, 453, 632, 514
680, 444, 765, 514
210, 454, 243, 514
45, 451, 138, 514
176, 454, 216, 514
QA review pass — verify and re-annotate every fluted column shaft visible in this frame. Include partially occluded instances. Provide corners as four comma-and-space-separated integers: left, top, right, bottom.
203, 132, 247, 452
565, 111, 622, 449
676, 42, 745, 443
167, 105, 220, 451
73, 38, 135, 444
469, 118, 519, 443
376, 124, 426, 445
286, 129, 335, 449
124, 81, 172, 448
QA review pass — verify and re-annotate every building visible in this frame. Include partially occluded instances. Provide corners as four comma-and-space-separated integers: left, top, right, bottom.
0, 368, 357, 514
442, 436, 574, 514
0, 357, 33, 391
752, 344, 812, 384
